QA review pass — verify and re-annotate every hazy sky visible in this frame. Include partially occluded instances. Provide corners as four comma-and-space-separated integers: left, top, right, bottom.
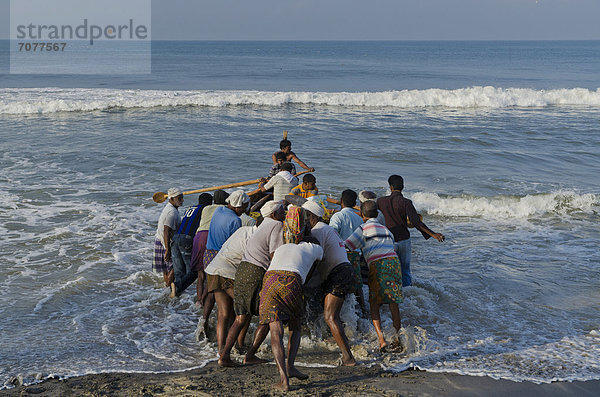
2, 0, 600, 40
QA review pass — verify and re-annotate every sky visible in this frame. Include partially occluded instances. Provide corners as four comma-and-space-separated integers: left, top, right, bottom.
2, 0, 600, 40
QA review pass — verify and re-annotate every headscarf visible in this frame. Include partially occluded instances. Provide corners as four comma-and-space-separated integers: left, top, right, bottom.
283, 205, 306, 244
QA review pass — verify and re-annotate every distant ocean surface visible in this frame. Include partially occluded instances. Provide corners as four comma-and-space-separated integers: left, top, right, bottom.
1, 41, 599, 388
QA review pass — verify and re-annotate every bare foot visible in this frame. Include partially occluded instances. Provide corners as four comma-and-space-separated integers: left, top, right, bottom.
379, 342, 389, 353
288, 366, 308, 380
272, 382, 289, 392
243, 355, 269, 365
218, 357, 237, 367
342, 358, 356, 367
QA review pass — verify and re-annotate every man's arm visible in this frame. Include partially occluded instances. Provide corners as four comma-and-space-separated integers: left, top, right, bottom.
289, 153, 314, 172
163, 225, 174, 262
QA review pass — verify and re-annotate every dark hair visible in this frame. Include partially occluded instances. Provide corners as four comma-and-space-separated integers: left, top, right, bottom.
281, 162, 293, 172
280, 139, 291, 150
341, 189, 358, 208
213, 189, 229, 205
302, 235, 320, 245
255, 215, 264, 227
388, 175, 404, 191
361, 200, 379, 219
198, 193, 213, 207
303, 174, 316, 183
275, 151, 287, 161
360, 190, 376, 202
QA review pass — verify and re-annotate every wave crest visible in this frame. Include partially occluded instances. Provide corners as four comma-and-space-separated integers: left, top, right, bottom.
1, 86, 599, 114
410, 190, 599, 219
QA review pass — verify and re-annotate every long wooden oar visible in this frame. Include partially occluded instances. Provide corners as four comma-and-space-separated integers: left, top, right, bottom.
152, 170, 312, 203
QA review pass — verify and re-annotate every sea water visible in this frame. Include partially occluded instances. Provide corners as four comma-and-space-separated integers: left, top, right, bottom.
0, 41, 599, 388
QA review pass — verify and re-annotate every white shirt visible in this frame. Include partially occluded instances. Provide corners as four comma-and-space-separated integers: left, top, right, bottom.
264, 172, 299, 202
268, 242, 324, 283
155, 202, 181, 248
205, 226, 257, 280
309, 221, 350, 280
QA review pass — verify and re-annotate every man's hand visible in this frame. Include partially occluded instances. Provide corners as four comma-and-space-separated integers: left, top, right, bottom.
164, 249, 172, 262
432, 233, 445, 242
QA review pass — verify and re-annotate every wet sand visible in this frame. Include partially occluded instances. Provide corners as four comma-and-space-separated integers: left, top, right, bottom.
4, 352, 600, 397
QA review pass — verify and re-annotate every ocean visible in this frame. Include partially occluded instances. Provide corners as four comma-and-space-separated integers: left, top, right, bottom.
1, 41, 599, 388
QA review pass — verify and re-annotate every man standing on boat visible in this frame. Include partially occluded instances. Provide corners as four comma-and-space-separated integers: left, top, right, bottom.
153, 188, 183, 288
377, 175, 445, 287
271, 138, 314, 173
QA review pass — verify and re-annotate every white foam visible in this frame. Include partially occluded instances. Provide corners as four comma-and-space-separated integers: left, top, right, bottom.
410, 190, 598, 220
1, 87, 600, 114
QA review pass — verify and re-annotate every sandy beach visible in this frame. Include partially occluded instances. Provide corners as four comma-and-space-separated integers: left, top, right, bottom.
4, 351, 600, 397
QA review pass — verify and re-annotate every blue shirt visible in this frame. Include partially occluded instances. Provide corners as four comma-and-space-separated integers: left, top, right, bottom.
329, 207, 364, 241
206, 206, 242, 251
176, 205, 205, 237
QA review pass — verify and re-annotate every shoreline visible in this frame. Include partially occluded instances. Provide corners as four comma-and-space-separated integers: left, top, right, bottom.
4, 357, 600, 397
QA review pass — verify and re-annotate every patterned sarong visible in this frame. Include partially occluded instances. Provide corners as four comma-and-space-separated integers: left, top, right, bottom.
283, 205, 305, 244
152, 238, 172, 273
191, 230, 208, 272
233, 261, 266, 316
207, 274, 234, 293
368, 257, 403, 305
202, 248, 219, 270
259, 270, 304, 325
346, 250, 364, 293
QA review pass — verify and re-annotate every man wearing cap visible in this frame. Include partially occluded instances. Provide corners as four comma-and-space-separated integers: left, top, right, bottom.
377, 175, 445, 287
302, 200, 356, 366
219, 200, 286, 367
153, 188, 183, 288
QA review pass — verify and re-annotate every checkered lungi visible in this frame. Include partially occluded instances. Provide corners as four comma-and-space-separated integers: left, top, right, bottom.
152, 238, 172, 273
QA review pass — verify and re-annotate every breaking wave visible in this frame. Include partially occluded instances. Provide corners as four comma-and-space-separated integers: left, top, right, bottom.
1, 86, 600, 114
410, 190, 599, 220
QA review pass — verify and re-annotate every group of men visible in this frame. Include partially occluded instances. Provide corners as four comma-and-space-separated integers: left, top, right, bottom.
152, 139, 445, 390
153, 165, 445, 390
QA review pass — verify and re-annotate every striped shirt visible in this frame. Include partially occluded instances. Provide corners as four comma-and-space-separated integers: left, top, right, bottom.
344, 219, 397, 265
263, 171, 298, 202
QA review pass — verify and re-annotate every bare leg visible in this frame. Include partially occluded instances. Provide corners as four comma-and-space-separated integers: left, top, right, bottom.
236, 316, 251, 351
202, 292, 215, 335
389, 302, 402, 332
269, 321, 289, 391
370, 301, 387, 351
244, 323, 269, 365
163, 269, 174, 288
196, 270, 204, 304
355, 289, 368, 319
287, 319, 308, 380
214, 291, 234, 352
323, 294, 356, 366
221, 287, 248, 351
219, 314, 249, 367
